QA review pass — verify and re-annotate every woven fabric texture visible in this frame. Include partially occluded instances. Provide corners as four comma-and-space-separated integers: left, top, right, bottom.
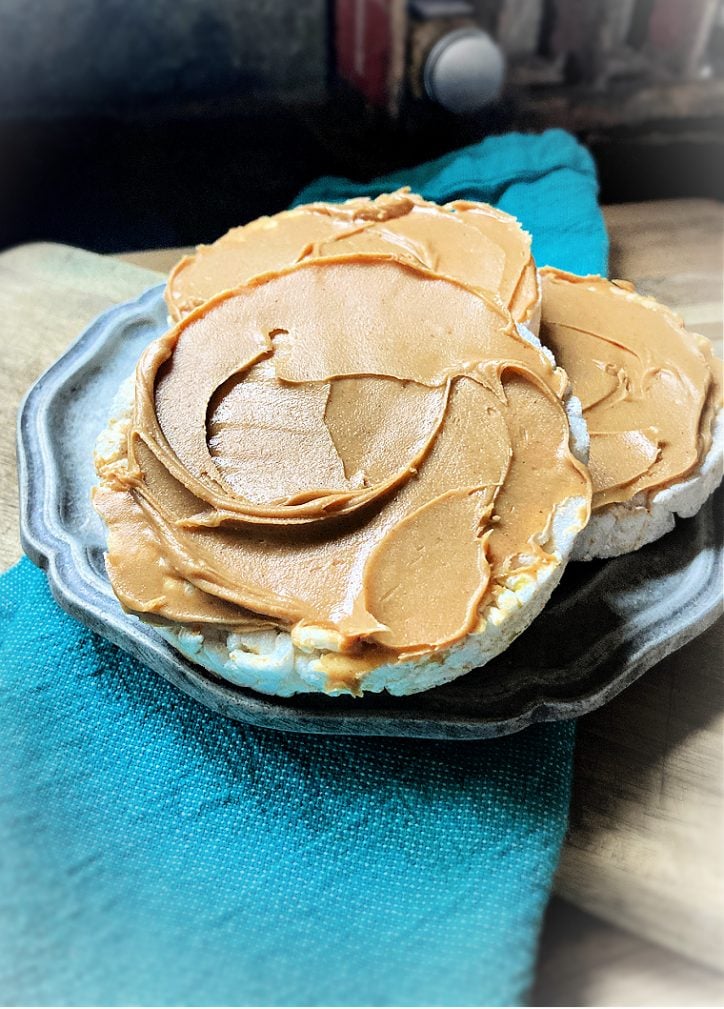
0, 128, 606, 1007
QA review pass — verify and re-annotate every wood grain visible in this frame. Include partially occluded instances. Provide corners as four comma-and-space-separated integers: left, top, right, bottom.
2, 202, 723, 993
557, 621, 724, 971
604, 200, 724, 353
532, 898, 724, 1007
0, 243, 160, 569
557, 198, 724, 973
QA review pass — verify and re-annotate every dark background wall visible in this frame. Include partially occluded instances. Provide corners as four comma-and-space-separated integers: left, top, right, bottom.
0, 0, 327, 116
1, 0, 722, 254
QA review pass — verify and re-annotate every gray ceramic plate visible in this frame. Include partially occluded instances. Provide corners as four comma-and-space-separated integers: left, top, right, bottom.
17, 285, 723, 738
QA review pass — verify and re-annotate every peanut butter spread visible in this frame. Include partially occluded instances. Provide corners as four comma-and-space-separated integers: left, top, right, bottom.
540, 268, 723, 511
166, 190, 539, 328
94, 255, 590, 677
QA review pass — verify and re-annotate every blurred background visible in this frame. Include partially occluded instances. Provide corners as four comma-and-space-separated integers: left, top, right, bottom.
1, 0, 723, 253
1, 6, 722, 1006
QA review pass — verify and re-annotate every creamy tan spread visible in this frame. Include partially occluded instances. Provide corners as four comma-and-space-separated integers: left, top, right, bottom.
540, 268, 723, 511
95, 255, 589, 678
166, 190, 540, 328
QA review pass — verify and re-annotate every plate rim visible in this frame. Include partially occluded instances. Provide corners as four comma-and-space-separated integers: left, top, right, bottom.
16, 285, 724, 739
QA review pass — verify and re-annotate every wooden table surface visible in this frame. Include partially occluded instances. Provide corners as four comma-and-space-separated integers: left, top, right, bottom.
1, 199, 723, 1005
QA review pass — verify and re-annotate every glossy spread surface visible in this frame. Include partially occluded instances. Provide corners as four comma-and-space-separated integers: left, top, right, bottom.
95, 256, 589, 678
540, 268, 723, 511
166, 190, 540, 327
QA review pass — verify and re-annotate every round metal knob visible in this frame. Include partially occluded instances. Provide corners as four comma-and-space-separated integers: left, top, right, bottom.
423, 28, 506, 114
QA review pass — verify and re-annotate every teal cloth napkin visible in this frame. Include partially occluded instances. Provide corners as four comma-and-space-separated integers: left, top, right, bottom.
295, 128, 608, 276
0, 129, 607, 1007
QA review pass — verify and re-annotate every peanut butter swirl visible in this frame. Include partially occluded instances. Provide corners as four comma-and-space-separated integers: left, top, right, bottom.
95, 255, 589, 669
540, 268, 723, 511
166, 190, 540, 328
